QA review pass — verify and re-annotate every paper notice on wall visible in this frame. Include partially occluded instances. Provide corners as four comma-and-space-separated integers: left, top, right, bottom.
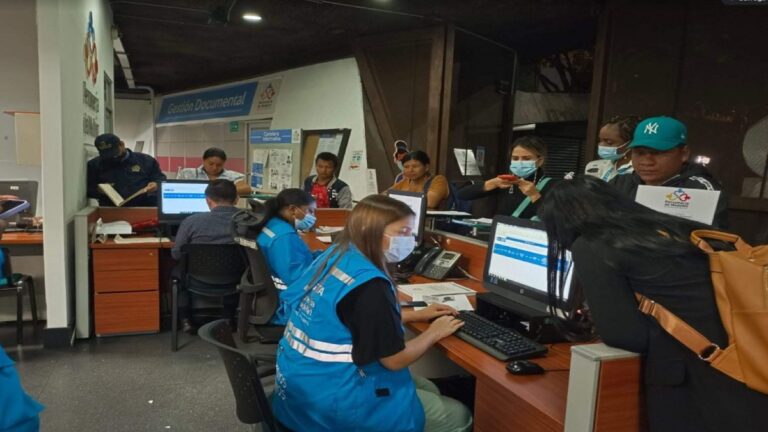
268, 149, 293, 191
251, 149, 269, 189
453, 149, 482, 176
349, 150, 364, 170
310, 133, 341, 175
475, 146, 485, 169
366, 169, 379, 195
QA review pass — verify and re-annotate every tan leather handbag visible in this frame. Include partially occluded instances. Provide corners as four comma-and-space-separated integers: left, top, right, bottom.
636, 229, 768, 394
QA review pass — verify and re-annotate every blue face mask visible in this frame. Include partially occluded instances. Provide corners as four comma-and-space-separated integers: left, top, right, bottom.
509, 160, 538, 178
597, 143, 628, 161
294, 208, 317, 231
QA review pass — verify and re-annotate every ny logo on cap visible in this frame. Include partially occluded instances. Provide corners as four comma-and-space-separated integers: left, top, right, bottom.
644, 122, 659, 134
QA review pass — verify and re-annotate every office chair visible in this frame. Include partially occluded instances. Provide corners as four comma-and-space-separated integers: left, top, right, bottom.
231, 207, 283, 344
198, 319, 286, 432
170, 244, 248, 351
0, 247, 38, 345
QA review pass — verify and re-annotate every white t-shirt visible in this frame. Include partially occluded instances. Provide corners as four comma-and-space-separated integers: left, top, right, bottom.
177, 165, 245, 182
584, 159, 634, 182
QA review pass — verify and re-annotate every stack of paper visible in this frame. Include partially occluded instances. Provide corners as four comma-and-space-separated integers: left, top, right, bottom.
397, 282, 476, 297
113, 235, 171, 244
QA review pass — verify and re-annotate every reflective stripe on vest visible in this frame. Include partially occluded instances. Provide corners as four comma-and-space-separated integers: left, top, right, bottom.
286, 321, 353, 353
330, 267, 355, 286
284, 329, 353, 363
262, 227, 276, 238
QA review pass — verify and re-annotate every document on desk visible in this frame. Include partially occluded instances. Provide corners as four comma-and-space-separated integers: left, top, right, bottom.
316, 226, 344, 234
397, 282, 476, 298
113, 235, 171, 244
427, 210, 473, 217
94, 219, 133, 235
316, 235, 333, 244
413, 293, 474, 311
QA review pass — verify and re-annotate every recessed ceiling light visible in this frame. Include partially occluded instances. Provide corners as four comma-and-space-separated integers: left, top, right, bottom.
243, 13, 262, 22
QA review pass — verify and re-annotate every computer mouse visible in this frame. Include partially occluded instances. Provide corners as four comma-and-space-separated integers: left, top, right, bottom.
506, 360, 545, 375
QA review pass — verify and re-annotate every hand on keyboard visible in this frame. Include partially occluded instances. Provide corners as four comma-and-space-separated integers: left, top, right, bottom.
427, 315, 465, 340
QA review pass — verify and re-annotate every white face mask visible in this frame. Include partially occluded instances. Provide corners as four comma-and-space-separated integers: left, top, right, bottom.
384, 234, 416, 263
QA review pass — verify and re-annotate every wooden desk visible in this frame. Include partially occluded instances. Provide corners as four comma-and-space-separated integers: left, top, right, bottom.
0, 232, 44, 245
81, 207, 164, 337
303, 230, 644, 431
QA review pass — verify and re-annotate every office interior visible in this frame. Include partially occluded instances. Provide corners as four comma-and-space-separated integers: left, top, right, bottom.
2, 0, 768, 430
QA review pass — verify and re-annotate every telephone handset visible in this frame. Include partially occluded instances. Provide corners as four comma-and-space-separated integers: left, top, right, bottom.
415, 248, 462, 280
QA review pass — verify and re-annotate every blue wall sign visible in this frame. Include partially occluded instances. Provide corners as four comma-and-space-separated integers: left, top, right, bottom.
157, 82, 257, 123
250, 129, 294, 144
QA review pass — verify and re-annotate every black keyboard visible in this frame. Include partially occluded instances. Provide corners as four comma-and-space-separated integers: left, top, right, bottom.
455, 311, 547, 361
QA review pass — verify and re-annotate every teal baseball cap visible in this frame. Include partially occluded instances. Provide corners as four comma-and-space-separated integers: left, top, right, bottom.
629, 116, 687, 151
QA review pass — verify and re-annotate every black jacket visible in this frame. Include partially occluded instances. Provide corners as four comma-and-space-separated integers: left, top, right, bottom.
610, 163, 728, 228
87, 150, 166, 207
572, 237, 768, 432
456, 170, 555, 218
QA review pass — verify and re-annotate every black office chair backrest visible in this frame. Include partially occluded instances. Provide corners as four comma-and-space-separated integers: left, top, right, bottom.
240, 246, 279, 325
181, 244, 248, 287
198, 319, 279, 431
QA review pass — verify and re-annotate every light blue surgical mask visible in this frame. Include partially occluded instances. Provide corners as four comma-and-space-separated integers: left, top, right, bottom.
294, 208, 317, 231
509, 160, 538, 178
597, 142, 629, 161
384, 234, 416, 263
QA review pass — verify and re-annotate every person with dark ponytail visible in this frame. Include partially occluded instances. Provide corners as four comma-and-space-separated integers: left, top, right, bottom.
537, 176, 768, 432
255, 188, 319, 325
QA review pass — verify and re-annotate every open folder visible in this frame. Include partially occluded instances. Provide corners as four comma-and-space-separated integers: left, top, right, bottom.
98, 183, 147, 207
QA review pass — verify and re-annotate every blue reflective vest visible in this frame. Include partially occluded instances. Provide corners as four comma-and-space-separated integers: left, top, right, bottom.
272, 246, 425, 432
0, 347, 43, 432
256, 217, 315, 325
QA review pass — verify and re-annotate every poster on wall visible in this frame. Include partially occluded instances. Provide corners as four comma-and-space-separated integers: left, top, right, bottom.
251, 149, 269, 189
366, 169, 379, 195
349, 150, 364, 170
268, 149, 293, 191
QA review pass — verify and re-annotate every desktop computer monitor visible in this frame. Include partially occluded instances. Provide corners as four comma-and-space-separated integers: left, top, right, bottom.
158, 180, 210, 223
387, 190, 427, 243
482, 215, 575, 317
0, 180, 38, 218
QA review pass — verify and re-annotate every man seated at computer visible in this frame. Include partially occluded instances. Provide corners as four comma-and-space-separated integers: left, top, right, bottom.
177, 147, 252, 196
302, 152, 353, 209
86, 133, 166, 207
171, 179, 240, 333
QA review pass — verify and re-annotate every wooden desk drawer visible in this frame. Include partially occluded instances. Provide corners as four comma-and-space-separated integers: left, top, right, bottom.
94, 268, 159, 293
93, 249, 158, 271
94, 291, 159, 335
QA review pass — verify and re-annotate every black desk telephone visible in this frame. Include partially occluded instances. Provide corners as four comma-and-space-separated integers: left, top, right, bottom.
396, 244, 462, 280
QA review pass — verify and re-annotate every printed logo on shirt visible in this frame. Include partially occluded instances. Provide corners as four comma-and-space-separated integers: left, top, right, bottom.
131, 165, 142, 172
664, 188, 692, 209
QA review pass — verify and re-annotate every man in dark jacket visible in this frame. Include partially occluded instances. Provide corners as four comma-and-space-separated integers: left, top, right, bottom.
87, 133, 166, 207
610, 116, 728, 228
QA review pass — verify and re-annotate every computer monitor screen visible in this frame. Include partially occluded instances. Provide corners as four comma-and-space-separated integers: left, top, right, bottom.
0, 180, 38, 217
386, 190, 427, 243
158, 180, 210, 221
483, 215, 575, 314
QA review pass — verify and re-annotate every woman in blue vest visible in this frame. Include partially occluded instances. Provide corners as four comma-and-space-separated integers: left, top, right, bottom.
273, 195, 473, 432
254, 188, 319, 325
457, 136, 554, 219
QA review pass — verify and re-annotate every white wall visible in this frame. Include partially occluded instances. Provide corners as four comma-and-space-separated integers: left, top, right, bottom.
270, 58, 368, 199
38, 0, 114, 330
0, 0, 41, 212
158, 58, 370, 200
115, 98, 155, 154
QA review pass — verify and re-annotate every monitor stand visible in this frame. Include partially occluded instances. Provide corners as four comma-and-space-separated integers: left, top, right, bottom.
476, 292, 568, 344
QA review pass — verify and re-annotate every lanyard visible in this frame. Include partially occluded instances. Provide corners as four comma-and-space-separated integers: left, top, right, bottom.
512, 177, 551, 218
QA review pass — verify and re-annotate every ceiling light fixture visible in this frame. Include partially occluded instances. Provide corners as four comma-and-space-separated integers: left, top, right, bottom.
243, 13, 263, 22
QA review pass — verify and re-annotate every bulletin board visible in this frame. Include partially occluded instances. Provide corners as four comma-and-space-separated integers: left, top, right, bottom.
247, 128, 351, 194
300, 128, 351, 180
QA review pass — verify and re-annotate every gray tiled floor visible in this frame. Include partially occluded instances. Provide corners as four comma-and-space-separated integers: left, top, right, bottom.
2, 323, 256, 432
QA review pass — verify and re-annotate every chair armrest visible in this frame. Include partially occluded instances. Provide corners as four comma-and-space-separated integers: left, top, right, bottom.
238, 282, 270, 294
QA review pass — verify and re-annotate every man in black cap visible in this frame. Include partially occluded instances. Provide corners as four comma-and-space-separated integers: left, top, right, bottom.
87, 133, 167, 207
